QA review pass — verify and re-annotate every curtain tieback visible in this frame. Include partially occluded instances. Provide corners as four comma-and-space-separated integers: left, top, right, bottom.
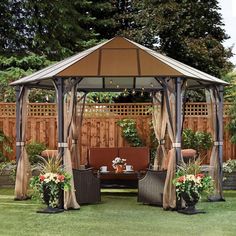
72, 139, 77, 144
16, 142, 25, 146
58, 142, 68, 148
159, 139, 165, 145
214, 141, 223, 146
172, 142, 181, 148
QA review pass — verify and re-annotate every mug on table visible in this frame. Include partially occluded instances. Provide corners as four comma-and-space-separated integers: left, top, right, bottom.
100, 166, 108, 172
125, 165, 133, 171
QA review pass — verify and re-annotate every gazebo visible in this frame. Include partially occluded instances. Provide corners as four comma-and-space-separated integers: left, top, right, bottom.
11, 36, 227, 210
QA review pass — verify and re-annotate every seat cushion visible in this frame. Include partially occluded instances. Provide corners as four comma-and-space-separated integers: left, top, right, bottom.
88, 147, 118, 171
118, 147, 149, 171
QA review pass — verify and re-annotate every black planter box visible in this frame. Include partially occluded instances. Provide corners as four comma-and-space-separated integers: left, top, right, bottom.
223, 171, 236, 190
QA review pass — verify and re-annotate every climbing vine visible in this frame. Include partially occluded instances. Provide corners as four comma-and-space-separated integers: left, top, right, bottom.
117, 119, 143, 147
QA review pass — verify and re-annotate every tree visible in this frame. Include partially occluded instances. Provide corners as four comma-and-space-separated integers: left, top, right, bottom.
0, 0, 27, 54
0, 54, 55, 102
23, 0, 99, 60
149, 0, 233, 77
222, 71, 236, 102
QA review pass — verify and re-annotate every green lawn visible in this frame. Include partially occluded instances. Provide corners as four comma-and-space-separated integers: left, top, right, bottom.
0, 188, 236, 236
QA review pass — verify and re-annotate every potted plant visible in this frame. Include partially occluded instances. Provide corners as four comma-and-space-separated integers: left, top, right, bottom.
112, 157, 126, 173
223, 159, 236, 190
30, 155, 71, 213
173, 161, 214, 215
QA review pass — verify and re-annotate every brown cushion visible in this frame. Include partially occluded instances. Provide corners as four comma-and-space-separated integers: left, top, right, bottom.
41, 149, 58, 158
88, 148, 118, 171
118, 147, 149, 171
181, 149, 197, 158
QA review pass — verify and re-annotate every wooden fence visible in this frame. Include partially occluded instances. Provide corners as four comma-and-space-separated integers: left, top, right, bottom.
0, 102, 235, 164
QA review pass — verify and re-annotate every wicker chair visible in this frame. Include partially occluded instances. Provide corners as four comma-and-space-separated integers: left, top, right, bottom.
73, 168, 101, 204
138, 170, 167, 206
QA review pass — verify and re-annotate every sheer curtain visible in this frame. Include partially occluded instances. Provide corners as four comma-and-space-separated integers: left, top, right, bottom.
15, 87, 31, 200
163, 78, 185, 209
152, 91, 167, 170
70, 92, 86, 169
63, 85, 80, 209
206, 87, 223, 200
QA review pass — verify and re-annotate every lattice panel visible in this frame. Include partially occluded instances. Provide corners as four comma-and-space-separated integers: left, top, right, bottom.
81, 103, 152, 117
0, 103, 16, 117
184, 103, 208, 117
28, 103, 57, 117
0, 102, 232, 118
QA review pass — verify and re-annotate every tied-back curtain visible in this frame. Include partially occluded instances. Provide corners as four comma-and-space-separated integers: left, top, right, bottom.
152, 92, 167, 170
163, 78, 185, 210
206, 88, 223, 199
163, 79, 177, 209
70, 92, 86, 169
63, 85, 80, 210
15, 87, 31, 200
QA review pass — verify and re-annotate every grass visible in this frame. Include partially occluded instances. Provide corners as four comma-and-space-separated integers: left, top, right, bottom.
0, 188, 236, 236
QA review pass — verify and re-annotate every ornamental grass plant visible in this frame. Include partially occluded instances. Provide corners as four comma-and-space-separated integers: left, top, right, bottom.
30, 155, 71, 208
173, 160, 214, 201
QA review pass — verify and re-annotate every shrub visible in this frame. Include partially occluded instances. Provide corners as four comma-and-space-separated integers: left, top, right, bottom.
223, 159, 236, 173
182, 129, 213, 156
0, 130, 12, 162
227, 101, 236, 143
26, 141, 46, 164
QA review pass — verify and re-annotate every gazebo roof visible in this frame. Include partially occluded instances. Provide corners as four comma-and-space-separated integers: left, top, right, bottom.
11, 36, 228, 89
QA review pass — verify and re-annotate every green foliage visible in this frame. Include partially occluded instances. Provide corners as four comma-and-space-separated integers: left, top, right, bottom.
182, 129, 213, 155
86, 92, 121, 103
147, 0, 233, 77
26, 141, 46, 164
0, 130, 12, 162
223, 159, 236, 173
0, 54, 55, 102
222, 71, 236, 102
117, 119, 143, 147
227, 101, 236, 144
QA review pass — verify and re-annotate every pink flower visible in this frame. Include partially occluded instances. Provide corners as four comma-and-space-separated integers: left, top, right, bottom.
39, 175, 45, 182
177, 176, 185, 183
57, 175, 65, 182
196, 173, 204, 179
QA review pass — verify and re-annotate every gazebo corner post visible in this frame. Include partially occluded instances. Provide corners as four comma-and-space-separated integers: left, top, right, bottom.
218, 85, 224, 200
175, 77, 183, 210
15, 85, 21, 164
56, 77, 65, 159
56, 77, 65, 209
175, 77, 182, 165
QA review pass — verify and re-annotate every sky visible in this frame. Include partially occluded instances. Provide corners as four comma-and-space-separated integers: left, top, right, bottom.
218, 0, 236, 66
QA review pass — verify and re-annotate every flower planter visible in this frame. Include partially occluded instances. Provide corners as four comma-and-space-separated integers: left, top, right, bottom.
223, 171, 236, 190
0, 170, 15, 187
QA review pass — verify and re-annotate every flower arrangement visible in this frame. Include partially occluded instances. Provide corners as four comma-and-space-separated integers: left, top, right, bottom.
173, 161, 214, 214
173, 160, 214, 200
30, 155, 71, 209
112, 157, 126, 169
173, 173, 213, 201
